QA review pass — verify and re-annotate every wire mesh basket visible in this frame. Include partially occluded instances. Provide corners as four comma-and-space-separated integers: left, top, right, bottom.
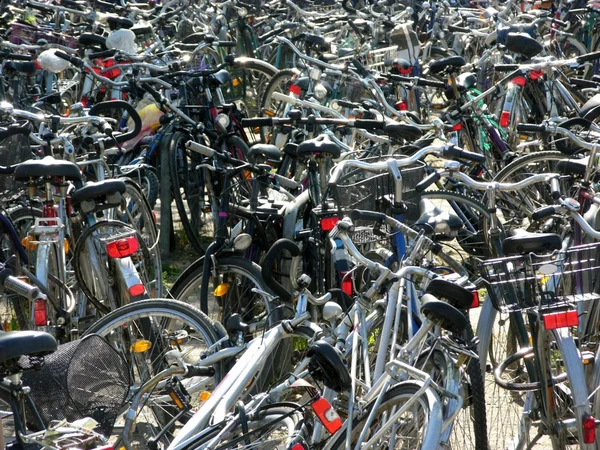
478, 241, 600, 313
333, 46, 398, 74
332, 158, 426, 225
0, 129, 32, 195
9, 23, 78, 48
22, 334, 130, 436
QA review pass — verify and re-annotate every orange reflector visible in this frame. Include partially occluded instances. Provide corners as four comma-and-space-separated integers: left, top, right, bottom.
214, 283, 230, 296
264, 109, 276, 117
129, 284, 146, 297
130, 340, 152, 353
200, 391, 211, 402
500, 111, 510, 128
106, 236, 139, 258
543, 310, 578, 330
311, 396, 342, 434
169, 392, 185, 409
320, 216, 339, 231
583, 414, 596, 443
22, 236, 37, 250
470, 291, 480, 308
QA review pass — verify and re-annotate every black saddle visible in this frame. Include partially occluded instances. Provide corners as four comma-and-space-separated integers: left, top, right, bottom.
248, 144, 281, 164
297, 135, 341, 159
304, 34, 329, 50
445, 72, 477, 99
15, 157, 81, 182
426, 278, 473, 310
78, 33, 107, 49
4, 61, 36, 73
505, 32, 543, 59
319, 53, 338, 63
0, 331, 57, 364
132, 25, 153, 36
206, 69, 231, 87
181, 33, 206, 45
413, 198, 463, 235
107, 16, 134, 30
556, 157, 588, 177
420, 294, 467, 333
502, 230, 562, 255
71, 179, 126, 212
429, 56, 466, 74
384, 122, 423, 141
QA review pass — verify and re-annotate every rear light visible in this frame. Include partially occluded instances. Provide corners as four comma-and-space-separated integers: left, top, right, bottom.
311, 396, 342, 434
289, 84, 302, 96
320, 217, 339, 231
451, 123, 462, 131
530, 70, 544, 80
395, 100, 408, 111
500, 111, 511, 128
543, 310, 578, 330
470, 291, 480, 308
129, 284, 146, 297
340, 272, 352, 295
291, 444, 307, 450
512, 76, 527, 86
34, 299, 47, 326
106, 236, 139, 258
583, 414, 596, 444
396, 65, 412, 75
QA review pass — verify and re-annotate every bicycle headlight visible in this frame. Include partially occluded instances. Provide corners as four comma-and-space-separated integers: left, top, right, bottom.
314, 83, 328, 100
215, 113, 230, 132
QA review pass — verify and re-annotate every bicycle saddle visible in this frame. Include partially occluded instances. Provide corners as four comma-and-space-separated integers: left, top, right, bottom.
307, 340, 351, 392
445, 72, 477, 100
181, 32, 207, 45
556, 157, 591, 178
579, 94, 600, 122
4, 61, 37, 73
426, 278, 474, 310
319, 53, 338, 63
132, 25, 153, 36
502, 230, 562, 255
297, 135, 341, 159
384, 122, 423, 141
15, 156, 82, 182
107, 16, 134, 30
420, 294, 468, 334
0, 331, 57, 364
505, 32, 543, 59
78, 33, 107, 49
428, 56, 466, 74
205, 69, 231, 88
248, 144, 281, 164
413, 198, 463, 235
71, 179, 127, 211
304, 34, 329, 49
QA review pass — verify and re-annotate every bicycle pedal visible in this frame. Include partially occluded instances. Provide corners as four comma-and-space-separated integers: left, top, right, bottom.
164, 376, 192, 411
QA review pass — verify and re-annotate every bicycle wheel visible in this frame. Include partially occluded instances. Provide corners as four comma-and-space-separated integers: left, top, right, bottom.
169, 130, 212, 254
83, 299, 225, 443
328, 382, 440, 450
259, 68, 298, 144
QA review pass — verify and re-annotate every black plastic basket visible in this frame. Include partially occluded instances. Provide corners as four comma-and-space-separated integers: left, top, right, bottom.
479, 242, 600, 313
22, 334, 131, 436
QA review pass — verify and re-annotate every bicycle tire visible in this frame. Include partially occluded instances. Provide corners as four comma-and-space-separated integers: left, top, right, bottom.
258, 68, 298, 144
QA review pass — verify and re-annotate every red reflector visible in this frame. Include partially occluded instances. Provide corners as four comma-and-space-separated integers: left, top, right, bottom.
470, 291, 480, 308
106, 236, 139, 258
395, 100, 408, 111
398, 66, 412, 75
34, 299, 47, 326
543, 310, 578, 330
34, 60, 41, 70
583, 414, 596, 444
129, 284, 146, 297
152, 210, 158, 224
289, 84, 302, 96
341, 272, 352, 295
320, 216, 339, 231
311, 396, 342, 434
530, 70, 544, 80
512, 76, 527, 86
500, 111, 511, 128
291, 444, 307, 450
452, 123, 462, 131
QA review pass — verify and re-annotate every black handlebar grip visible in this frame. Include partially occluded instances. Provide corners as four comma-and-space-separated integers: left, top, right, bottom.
350, 209, 387, 223
241, 117, 273, 127
351, 58, 370, 78
216, 41, 236, 48
386, 73, 413, 84
551, 18, 567, 27
415, 172, 441, 192
185, 365, 216, 378
516, 123, 546, 133
7, 53, 33, 61
494, 64, 520, 72
88, 100, 142, 143
577, 50, 600, 64
337, 99, 360, 109
54, 50, 83, 68
448, 24, 471, 33
261, 238, 301, 304
354, 119, 385, 130
444, 145, 486, 163
550, 178, 561, 200
4, 275, 39, 300
416, 78, 446, 89
89, 49, 117, 59
532, 205, 557, 221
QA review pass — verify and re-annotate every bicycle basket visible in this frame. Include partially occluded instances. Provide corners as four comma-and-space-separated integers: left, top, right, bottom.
22, 334, 130, 436
333, 158, 425, 225
478, 241, 600, 313
0, 130, 31, 194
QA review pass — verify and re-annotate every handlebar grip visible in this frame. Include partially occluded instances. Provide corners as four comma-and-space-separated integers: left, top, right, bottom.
351, 58, 371, 78
353, 119, 385, 130
185, 364, 216, 378
261, 238, 301, 303
516, 123, 546, 133
186, 140, 216, 158
273, 173, 300, 190
386, 73, 413, 84
448, 24, 470, 33
550, 178, 561, 200
89, 49, 117, 59
350, 209, 387, 223
415, 172, 441, 192
342, 0, 357, 13
416, 78, 446, 89
337, 99, 360, 109
494, 64, 520, 72
88, 100, 142, 143
54, 50, 83, 68
7, 53, 33, 61
551, 18, 567, 27
532, 205, 557, 221
4, 275, 39, 300
444, 145, 486, 163
215, 41, 236, 47
577, 50, 600, 64
241, 117, 273, 127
